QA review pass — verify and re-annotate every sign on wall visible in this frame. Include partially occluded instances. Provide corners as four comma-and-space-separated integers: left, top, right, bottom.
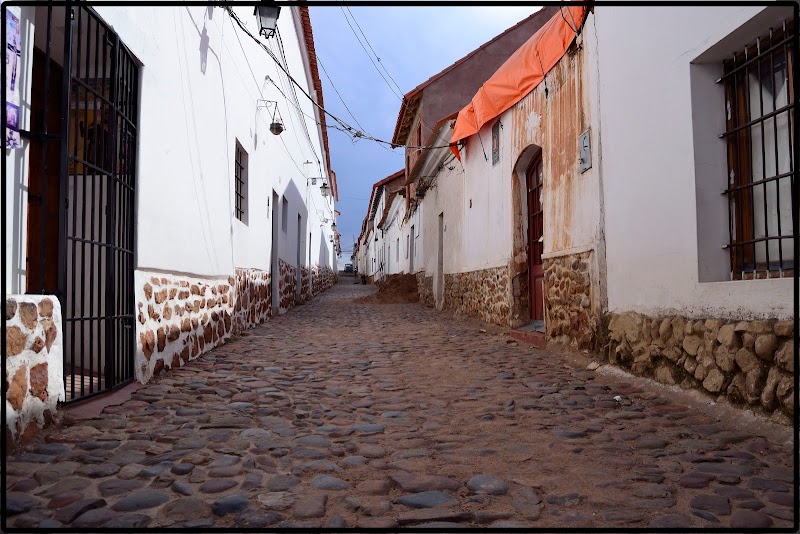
491, 121, 500, 166
6, 9, 21, 149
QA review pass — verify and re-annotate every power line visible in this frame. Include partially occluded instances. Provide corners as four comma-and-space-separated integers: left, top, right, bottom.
339, 6, 405, 102
343, 6, 405, 97
316, 55, 399, 156
337, 6, 448, 150
226, 7, 455, 151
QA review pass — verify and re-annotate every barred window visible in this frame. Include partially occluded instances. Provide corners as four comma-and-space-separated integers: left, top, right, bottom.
722, 21, 795, 279
234, 141, 248, 223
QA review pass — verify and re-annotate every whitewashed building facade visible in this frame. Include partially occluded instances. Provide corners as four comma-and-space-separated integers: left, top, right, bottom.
4, 4, 338, 440
405, 4, 795, 421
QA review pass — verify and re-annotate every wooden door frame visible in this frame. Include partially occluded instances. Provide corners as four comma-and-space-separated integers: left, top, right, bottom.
526, 153, 544, 322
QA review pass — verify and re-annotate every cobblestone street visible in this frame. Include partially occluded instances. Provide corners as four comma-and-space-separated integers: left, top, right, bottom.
4, 278, 795, 529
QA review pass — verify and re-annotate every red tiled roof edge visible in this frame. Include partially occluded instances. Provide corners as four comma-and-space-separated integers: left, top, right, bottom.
298, 6, 337, 201
391, 7, 555, 145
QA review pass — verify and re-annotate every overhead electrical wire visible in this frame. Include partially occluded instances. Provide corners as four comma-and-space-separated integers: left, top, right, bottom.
343, 6, 405, 97
275, 27, 323, 170
338, 5, 448, 148
339, 6, 405, 102
225, 7, 456, 151
316, 55, 400, 156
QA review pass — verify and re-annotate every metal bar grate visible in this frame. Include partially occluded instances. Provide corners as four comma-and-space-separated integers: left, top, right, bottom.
40, 4, 140, 401
235, 142, 246, 221
722, 20, 796, 280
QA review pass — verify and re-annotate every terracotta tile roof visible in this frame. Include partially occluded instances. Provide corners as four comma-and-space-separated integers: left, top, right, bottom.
298, 7, 337, 201
391, 7, 557, 146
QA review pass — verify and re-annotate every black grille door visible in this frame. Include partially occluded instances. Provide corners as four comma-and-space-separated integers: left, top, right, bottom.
57, 5, 138, 401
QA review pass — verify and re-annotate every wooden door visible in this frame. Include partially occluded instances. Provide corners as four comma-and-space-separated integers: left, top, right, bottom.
526, 155, 544, 322
26, 47, 63, 294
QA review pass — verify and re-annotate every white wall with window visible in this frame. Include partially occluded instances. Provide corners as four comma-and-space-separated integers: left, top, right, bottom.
595, 5, 793, 319
87, 5, 337, 279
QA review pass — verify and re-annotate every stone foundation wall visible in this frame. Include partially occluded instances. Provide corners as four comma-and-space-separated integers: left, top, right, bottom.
543, 251, 599, 350
278, 259, 296, 314
604, 312, 794, 422
301, 267, 312, 302
416, 272, 434, 308
135, 271, 234, 383
233, 268, 271, 334
4, 295, 65, 444
443, 266, 513, 326
312, 266, 336, 296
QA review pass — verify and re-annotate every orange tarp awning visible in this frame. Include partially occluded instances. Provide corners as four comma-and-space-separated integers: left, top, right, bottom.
450, 6, 587, 158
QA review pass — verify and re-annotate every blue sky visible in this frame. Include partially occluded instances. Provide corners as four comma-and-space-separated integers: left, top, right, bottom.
308, 5, 542, 259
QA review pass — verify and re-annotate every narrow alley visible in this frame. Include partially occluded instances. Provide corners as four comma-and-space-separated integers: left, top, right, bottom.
5, 278, 793, 529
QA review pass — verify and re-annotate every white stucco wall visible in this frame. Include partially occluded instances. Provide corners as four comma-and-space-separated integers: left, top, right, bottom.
96, 5, 335, 277
420, 160, 466, 278
594, 5, 793, 319
382, 194, 407, 275
6, 6, 336, 295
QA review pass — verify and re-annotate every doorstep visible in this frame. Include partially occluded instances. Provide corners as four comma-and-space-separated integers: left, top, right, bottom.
63, 380, 144, 422
509, 324, 546, 348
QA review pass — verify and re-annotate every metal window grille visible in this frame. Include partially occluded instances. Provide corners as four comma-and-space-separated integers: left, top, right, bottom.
234, 142, 246, 221
722, 20, 796, 280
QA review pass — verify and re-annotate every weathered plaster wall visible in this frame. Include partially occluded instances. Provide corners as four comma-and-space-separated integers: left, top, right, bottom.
4, 295, 65, 444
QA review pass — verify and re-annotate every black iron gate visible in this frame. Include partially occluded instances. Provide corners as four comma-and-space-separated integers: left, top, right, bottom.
25, 4, 137, 401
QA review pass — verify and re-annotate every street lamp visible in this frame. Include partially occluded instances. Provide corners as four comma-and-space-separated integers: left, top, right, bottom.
254, 5, 281, 39
331, 222, 337, 233
320, 182, 331, 198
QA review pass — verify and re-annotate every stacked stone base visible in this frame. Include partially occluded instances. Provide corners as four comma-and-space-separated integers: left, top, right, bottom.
300, 267, 312, 302
136, 272, 235, 383
416, 272, 434, 308
543, 251, 599, 350
4, 296, 65, 445
312, 266, 337, 296
604, 312, 794, 422
278, 259, 297, 314
443, 266, 513, 326
233, 268, 271, 333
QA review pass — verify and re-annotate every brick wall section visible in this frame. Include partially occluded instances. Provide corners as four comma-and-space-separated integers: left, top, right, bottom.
233, 268, 271, 333
443, 266, 514, 326
4, 295, 65, 444
416, 272, 435, 308
603, 312, 794, 423
135, 271, 235, 383
278, 259, 297, 315
543, 251, 599, 350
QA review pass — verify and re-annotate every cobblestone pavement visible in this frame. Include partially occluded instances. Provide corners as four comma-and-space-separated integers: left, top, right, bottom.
4, 278, 796, 529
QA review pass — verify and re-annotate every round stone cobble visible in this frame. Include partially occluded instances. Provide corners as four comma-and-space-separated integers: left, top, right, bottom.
2, 279, 793, 528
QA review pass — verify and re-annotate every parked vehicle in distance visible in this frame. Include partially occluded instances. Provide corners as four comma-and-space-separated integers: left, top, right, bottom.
344, 264, 353, 273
